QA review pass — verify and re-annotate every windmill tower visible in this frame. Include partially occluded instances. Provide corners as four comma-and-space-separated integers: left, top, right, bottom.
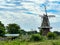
39, 6, 55, 36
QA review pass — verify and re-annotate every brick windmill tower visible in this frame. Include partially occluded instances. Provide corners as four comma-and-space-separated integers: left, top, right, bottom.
39, 5, 55, 36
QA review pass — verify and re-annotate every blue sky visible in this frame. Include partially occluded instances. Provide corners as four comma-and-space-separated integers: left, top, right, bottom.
0, 0, 60, 32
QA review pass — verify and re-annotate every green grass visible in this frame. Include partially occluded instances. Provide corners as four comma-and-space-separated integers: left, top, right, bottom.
0, 39, 60, 45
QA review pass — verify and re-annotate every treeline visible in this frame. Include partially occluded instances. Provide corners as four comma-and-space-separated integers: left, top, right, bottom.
0, 21, 60, 37
0, 21, 39, 37
53, 31, 60, 36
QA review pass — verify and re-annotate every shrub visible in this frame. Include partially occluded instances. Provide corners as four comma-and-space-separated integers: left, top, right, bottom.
30, 34, 43, 41
40, 29, 43, 35
47, 32, 57, 39
52, 42, 60, 45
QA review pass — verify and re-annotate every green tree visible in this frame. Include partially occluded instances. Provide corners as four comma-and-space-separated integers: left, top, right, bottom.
6, 23, 20, 34
40, 29, 43, 35
53, 31, 60, 36
0, 21, 5, 36
30, 34, 43, 41
47, 32, 57, 39
20, 29, 26, 35
27, 30, 38, 35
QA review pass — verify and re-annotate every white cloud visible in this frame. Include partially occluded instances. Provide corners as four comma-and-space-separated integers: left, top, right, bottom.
0, 11, 41, 30
0, 0, 60, 31
51, 28, 60, 32
32, 0, 46, 4
0, 10, 59, 31
48, 0, 60, 2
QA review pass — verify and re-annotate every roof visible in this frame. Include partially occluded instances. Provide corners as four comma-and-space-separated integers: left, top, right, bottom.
38, 26, 52, 29
5, 34, 19, 36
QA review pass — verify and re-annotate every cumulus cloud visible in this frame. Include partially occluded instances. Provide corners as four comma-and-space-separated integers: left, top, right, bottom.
0, 0, 60, 31
0, 11, 41, 31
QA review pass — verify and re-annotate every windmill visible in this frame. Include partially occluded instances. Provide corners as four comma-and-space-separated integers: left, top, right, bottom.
38, 5, 55, 36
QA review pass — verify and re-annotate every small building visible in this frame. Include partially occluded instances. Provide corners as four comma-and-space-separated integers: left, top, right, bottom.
4, 34, 20, 40
5, 34, 19, 37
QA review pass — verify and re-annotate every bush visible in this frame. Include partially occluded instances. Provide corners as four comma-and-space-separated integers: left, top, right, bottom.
52, 42, 60, 45
30, 34, 43, 41
47, 32, 57, 39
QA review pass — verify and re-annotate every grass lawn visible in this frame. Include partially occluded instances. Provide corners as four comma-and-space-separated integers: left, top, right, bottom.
0, 39, 60, 45
20, 39, 60, 45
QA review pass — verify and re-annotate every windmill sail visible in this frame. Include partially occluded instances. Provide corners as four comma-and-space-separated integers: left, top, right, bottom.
44, 5, 47, 15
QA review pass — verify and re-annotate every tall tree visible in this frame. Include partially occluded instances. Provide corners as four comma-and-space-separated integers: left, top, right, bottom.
6, 23, 20, 34
0, 21, 5, 36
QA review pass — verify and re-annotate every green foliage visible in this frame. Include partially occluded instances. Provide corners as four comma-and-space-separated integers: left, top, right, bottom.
0, 30, 4, 36
27, 31, 38, 35
20, 30, 26, 35
47, 32, 57, 39
6, 23, 20, 34
0, 21, 5, 36
0, 38, 60, 45
30, 34, 43, 41
0, 39, 60, 45
52, 41, 60, 45
53, 31, 60, 36
40, 29, 43, 35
